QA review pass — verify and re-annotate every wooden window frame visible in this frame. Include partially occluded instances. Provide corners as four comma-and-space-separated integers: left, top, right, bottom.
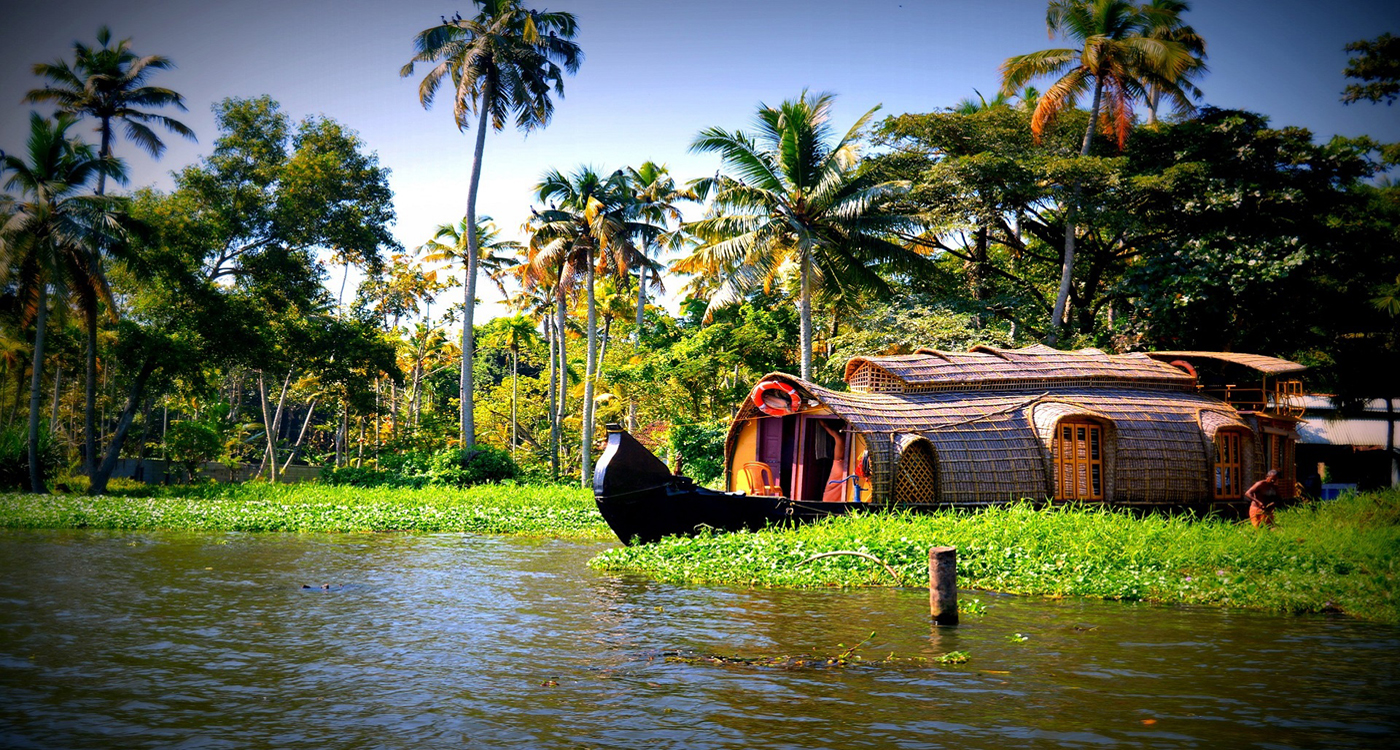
1055, 420, 1105, 501
1213, 430, 1245, 500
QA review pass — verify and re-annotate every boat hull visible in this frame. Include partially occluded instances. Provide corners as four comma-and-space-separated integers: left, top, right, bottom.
593, 427, 864, 545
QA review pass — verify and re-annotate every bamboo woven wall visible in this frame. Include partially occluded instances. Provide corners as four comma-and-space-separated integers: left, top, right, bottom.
727, 373, 1274, 506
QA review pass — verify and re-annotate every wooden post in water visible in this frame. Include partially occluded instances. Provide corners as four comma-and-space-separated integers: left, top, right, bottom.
929, 546, 958, 626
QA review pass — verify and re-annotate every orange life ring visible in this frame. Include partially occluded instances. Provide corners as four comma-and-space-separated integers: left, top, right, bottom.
752, 380, 801, 416
855, 450, 870, 480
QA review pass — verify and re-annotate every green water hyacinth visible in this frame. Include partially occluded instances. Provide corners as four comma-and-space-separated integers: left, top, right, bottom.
590, 491, 1400, 624
0, 483, 608, 537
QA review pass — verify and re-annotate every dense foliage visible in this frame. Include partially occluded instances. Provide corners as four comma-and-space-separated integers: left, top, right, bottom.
321, 444, 520, 488
3, 3, 1396, 496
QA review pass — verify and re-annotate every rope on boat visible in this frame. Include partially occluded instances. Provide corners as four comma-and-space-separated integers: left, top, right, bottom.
797, 551, 904, 585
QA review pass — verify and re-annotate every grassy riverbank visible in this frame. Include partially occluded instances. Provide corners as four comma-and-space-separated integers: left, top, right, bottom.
0, 483, 610, 538
591, 490, 1400, 624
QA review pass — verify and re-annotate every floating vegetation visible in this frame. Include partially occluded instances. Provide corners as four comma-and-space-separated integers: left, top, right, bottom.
0, 483, 609, 537
591, 490, 1400, 623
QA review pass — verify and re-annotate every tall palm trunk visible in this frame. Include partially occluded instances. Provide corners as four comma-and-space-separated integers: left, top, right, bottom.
90, 357, 157, 495
634, 265, 647, 340
581, 254, 597, 487
1047, 78, 1104, 346
82, 296, 97, 476
83, 119, 114, 479
28, 284, 49, 494
510, 345, 519, 457
554, 288, 567, 480
50, 364, 62, 430
546, 314, 558, 480
460, 81, 494, 450
799, 248, 813, 380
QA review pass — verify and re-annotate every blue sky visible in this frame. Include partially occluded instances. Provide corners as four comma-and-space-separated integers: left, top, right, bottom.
2, 0, 1397, 317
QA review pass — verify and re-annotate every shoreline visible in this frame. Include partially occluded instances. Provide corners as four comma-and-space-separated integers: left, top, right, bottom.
3, 484, 1396, 623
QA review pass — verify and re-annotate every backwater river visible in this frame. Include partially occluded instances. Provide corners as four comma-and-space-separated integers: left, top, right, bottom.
0, 530, 1396, 749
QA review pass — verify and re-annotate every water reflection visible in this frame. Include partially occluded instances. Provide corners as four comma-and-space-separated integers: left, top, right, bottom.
1, 530, 1396, 749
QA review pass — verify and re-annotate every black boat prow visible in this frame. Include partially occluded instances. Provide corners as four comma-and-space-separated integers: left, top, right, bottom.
592, 424, 862, 545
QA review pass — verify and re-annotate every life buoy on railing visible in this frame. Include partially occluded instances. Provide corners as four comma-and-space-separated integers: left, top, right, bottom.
752, 380, 801, 416
855, 450, 870, 480
1169, 359, 1197, 380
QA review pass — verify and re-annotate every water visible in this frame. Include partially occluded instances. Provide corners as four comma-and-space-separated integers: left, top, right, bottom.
1, 530, 1396, 749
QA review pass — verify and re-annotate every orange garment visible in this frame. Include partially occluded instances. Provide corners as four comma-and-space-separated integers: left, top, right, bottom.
1249, 502, 1274, 528
822, 459, 849, 503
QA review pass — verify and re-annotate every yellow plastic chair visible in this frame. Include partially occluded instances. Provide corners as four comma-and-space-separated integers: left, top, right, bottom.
742, 462, 782, 496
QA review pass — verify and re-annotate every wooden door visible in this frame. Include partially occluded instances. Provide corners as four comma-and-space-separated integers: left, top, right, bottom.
1214, 431, 1243, 499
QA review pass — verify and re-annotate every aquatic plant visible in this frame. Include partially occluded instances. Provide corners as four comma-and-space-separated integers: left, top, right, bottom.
590, 490, 1400, 623
0, 482, 606, 537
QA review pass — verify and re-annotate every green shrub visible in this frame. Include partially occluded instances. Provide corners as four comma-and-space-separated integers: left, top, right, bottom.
0, 424, 59, 491
430, 445, 520, 486
320, 446, 519, 488
320, 464, 430, 489
165, 421, 222, 482
668, 420, 727, 485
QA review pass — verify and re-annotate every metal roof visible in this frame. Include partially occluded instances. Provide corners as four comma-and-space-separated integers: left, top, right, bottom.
1145, 351, 1307, 376
1297, 418, 1395, 447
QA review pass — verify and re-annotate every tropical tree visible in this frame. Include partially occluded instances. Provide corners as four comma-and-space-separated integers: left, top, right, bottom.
25, 25, 195, 195
625, 161, 694, 340
1139, 0, 1208, 124
1000, 0, 1197, 343
420, 216, 525, 303
1342, 32, 1400, 106
0, 114, 122, 492
528, 166, 644, 485
25, 26, 195, 476
515, 245, 570, 479
679, 91, 928, 380
482, 314, 540, 456
401, 0, 582, 450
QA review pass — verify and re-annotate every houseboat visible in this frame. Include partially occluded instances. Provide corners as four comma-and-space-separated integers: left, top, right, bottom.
594, 345, 1306, 544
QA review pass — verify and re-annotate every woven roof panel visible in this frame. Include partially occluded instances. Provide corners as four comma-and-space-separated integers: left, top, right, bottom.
1145, 351, 1307, 375
730, 373, 1243, 504
843, 345, 1195, 388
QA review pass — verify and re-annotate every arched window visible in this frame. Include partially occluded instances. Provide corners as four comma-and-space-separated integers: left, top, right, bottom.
1055, 420, 1105, 501
894, 439, 938, 504
1214, 430, 1247, 499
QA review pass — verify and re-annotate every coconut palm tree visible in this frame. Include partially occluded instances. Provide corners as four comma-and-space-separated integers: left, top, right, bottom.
25, 25, 195, 195
679, 91, 928, 380
25, 26, 195, 475
1000, 0, 1196, 344
420, 216, 525, 302
0, 114, 122, 493
514, 245, 570, 479
1139, 0, 1207, 125
401, 0, 582, 450
484, 314, 540, 456
625, 161, 695, 341
528, 166, 645, 486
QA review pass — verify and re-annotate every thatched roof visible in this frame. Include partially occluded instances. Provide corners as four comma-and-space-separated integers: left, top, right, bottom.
843, 344, 1195, 393
729, 371, 1249, 505
1144, 351, 1307, 376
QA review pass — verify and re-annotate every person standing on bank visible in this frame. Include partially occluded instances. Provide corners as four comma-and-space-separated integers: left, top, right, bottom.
1245, 469, 1281, 528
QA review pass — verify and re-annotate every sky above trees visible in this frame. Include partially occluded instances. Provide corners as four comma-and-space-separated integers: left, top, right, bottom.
3, 0, 1396, 314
